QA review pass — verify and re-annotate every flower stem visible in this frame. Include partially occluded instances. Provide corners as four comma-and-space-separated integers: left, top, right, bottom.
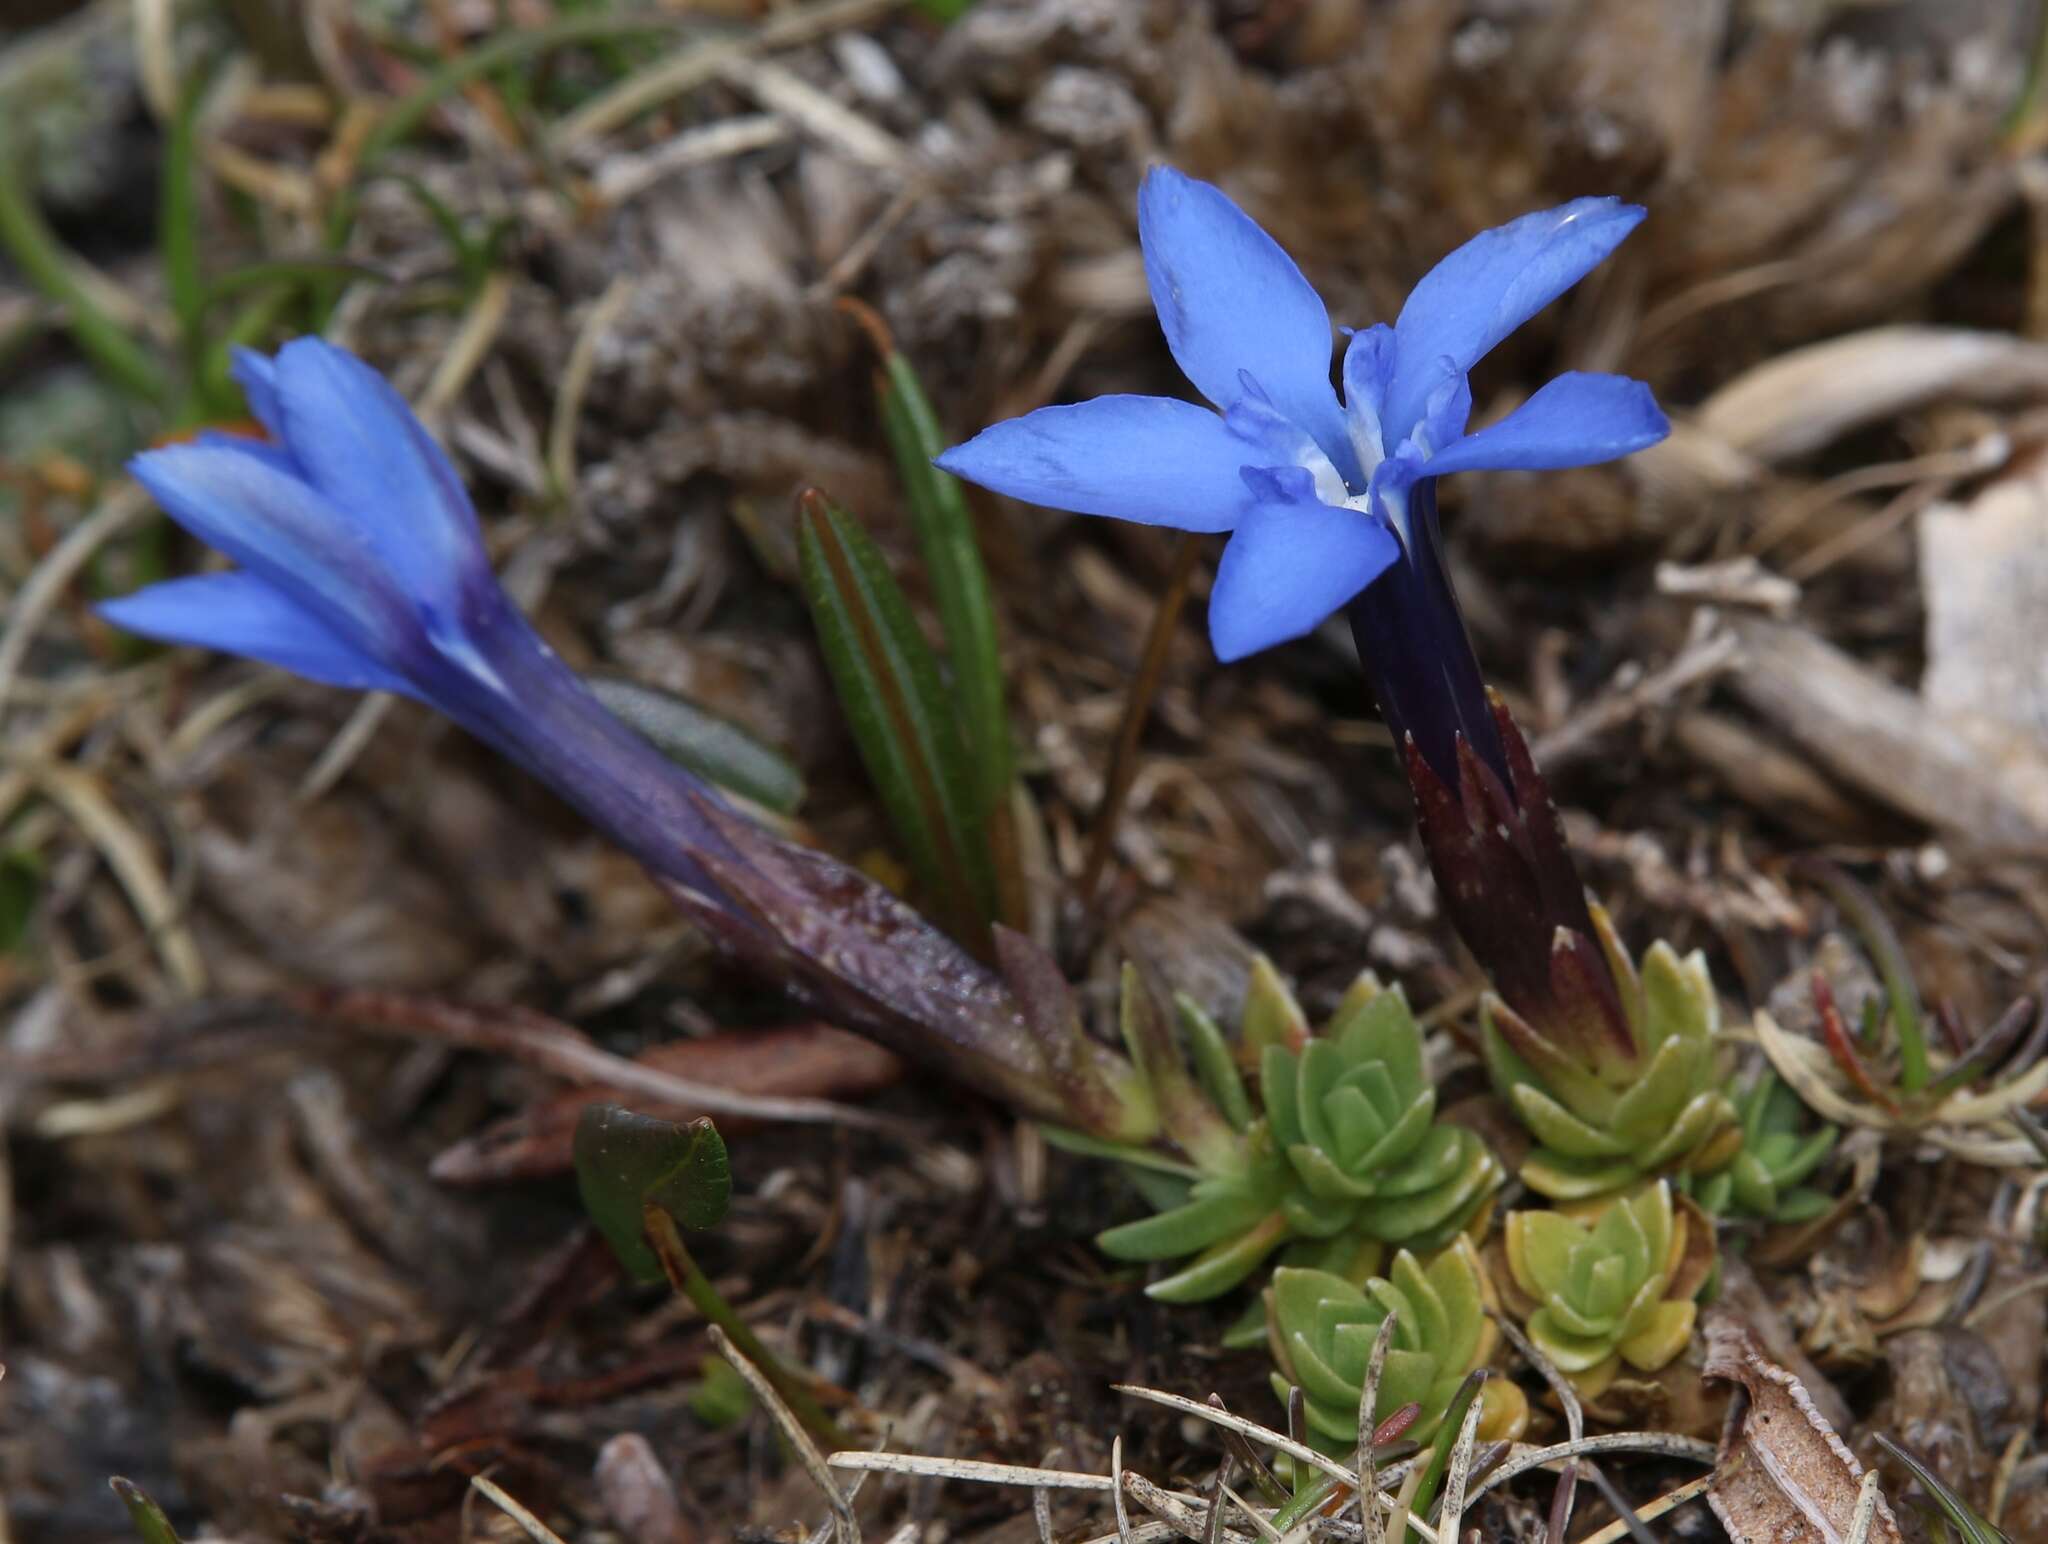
1345, 481, 1506, 791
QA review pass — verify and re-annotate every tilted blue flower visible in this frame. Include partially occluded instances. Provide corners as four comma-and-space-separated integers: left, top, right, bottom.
936, 168, 1670, 785
101, 339, 740, 896
98, 341, 1169, 1137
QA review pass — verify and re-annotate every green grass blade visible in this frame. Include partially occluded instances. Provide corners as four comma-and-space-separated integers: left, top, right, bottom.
1872, 1435, 2007, 1542
851, 306, 1023, 927
0, 117, 170, 410
0, 850, 41, 954
160, 68, 212, 412
797, 491, 994, 938
876, 353, 1011, 810
109, 1479, 183, 1544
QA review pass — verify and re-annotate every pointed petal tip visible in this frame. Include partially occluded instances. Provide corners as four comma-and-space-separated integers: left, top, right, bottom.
926, 395, 1251, 532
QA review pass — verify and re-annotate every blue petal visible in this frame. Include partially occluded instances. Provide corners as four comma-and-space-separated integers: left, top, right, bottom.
1414, 368, 1473, 456
934, 394, 1254, 532
1341, 324, 1396, 466
1138, 168, 1347, 466
230, 347, 287, 440
268, 338, 485, 606
1421, 373, 1669, 475
1207, 499, 1400, 661
129, 439, 407, 652
97, 572, 413, 694
1385, 198, 1645, 440
1224, 387, 1350, 505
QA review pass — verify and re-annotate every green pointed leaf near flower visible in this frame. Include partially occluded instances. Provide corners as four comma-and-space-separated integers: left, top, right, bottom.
844, 299, 1025, 930
874, 343, 1011, 819
797, 491, 995, 936
574, 1105, 733, 1283
110, 1480, 182, 1544
586, 675, 806, 815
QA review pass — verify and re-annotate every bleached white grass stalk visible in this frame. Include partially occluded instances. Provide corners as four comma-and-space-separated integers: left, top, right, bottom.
834, 1379, 1716, 1543
1847, 1469, 1886, 1544
1357, 1315, 1396, 1544
712, 1323, 860, 1544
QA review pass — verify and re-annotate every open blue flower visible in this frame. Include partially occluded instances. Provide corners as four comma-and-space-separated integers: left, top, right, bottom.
101, 339, 738, 894
936, 168, 1669, 784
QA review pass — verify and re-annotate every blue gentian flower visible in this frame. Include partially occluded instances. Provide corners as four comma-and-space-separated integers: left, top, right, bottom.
100, 338, 739, 896
936, 168, 1669, 786
99, 340, 1163, 1138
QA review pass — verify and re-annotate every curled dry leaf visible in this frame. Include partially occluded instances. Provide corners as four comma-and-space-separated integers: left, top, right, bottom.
1702, 1312, 1903, 1544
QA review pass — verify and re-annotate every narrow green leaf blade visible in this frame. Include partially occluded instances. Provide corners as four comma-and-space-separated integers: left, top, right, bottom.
110, 1479, 183, 1544
0, 118, 170, 409
161, 72, 209, 347
797, 493, 994, 933
877, 354, 1011, 812
586, 675, 805, 815
1873, 1435, 2008, 1543
0, 850, 40, 954
574, 1105, 732, 1283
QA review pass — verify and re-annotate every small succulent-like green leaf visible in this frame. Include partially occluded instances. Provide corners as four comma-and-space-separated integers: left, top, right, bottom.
1697, 1069, 1839, 1222
1342, 1085, 1437, 1177
1503, 1182, 1705, 1388
1096, 1186, 1266, 1262
1037, 1123, 1203, 1180
1268, 1242, 1493, 1451
1730, 1151, 1778, 1214
1506, 1209, 1580, 1298
1608, 1032, 1702, 1143
1527, 1310, 1614, 1373
1695, 1170, 1733, 1212
798, 493, 994, 933
1518, 1148, 1642, 1200
1509, 1083, 1631, 1159
1118, 965, 1241, 1174
1498, 929, 1738, 1202
1641, 941, 1717, 1046
1635, 1088, 1740, 1171
574, 1105, 733, 1283
1353, 1142, 1498, 1246
1146, 1210, 1291, 1302
1242, 955, 1309, 1056
1178, 995, 1254, 1131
